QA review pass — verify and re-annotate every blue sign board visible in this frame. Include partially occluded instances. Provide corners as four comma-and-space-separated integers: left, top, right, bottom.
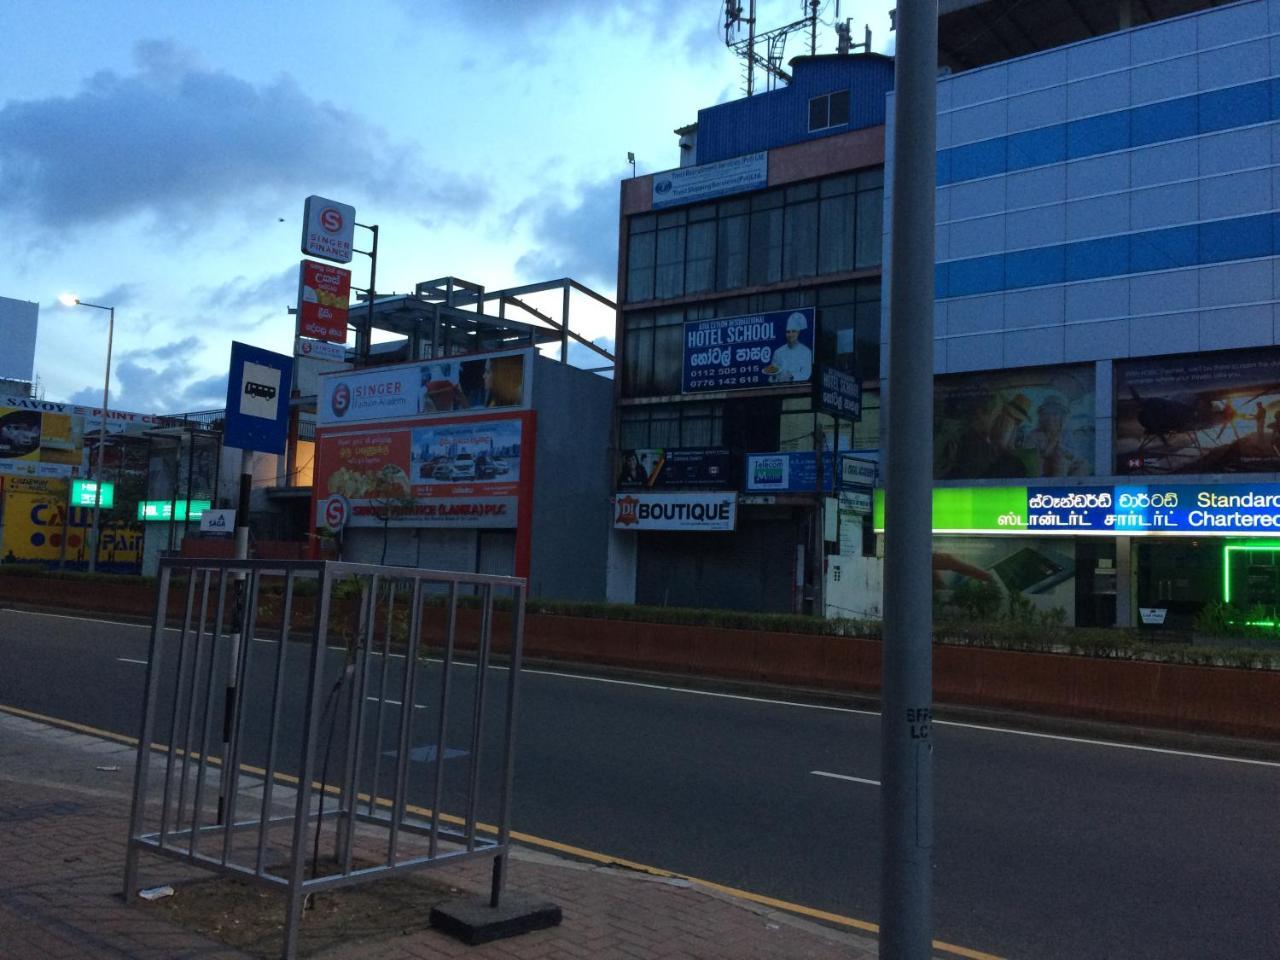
816, 366, 862, 418
223, 341, 293, 454
683, 308, 815, 394
618, 448, 733, 490
1026, 483, 1280, 534
651, 152, 767, 209
745, 451, 837, 493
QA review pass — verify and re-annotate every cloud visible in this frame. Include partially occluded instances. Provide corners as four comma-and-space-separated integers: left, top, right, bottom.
514, 178, 619, 289
68, 336, 226, 414
0, 41, 490, 237
566, 336, 616, 373
202, 266, 298, 314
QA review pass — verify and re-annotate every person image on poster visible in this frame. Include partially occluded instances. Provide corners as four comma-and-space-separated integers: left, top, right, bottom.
618, 450, 648, 486
769, 313, 812, 383
1026, 395, 1085, 477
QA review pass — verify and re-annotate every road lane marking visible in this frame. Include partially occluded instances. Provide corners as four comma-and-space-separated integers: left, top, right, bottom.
7, 609, 1277, 769
811, 770, 880, 786
0, 698, 1003, 960
116, 657, 148, 665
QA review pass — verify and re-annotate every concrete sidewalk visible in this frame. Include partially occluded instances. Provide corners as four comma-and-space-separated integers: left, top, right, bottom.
0, 708, 886, 960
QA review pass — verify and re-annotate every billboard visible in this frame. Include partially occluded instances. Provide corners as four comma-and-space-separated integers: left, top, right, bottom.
1115, 348, 1280, 474
0, 297, 37, 383
0, 477, 142, 572
0, 405, 83, 477
617, 448, 732, 490
651, 152, 767, 209
815, 366, 862, 419
297, 260, 350, 343
935, 365, 1095, 480
683, 308, 815, 394
745, 451, 839, 493
314, 412, 528, 529
301, 195, 355, 263
318, 351, 530, 426
612, 492, 737, 531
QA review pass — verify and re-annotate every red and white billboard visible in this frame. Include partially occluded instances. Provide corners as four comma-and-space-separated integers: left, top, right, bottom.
297, 260, 351, 343
314, 412, 530, 530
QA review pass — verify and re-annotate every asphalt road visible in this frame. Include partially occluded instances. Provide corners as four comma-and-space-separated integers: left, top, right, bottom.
1, 607, 1277, 960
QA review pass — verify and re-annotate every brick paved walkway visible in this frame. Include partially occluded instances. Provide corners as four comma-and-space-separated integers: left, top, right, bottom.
0, 709, 883, 960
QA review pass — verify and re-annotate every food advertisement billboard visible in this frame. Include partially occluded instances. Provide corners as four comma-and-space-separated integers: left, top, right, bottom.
683, 308, 815, 394
314, 413, 528, 529
297, 260, 351, 343
318, 351, 530, 426
934, 365, 1095, 480
1115, 348, 1280, 474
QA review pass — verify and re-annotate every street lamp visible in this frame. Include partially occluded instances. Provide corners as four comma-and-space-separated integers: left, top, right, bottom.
59, 293, 114, 574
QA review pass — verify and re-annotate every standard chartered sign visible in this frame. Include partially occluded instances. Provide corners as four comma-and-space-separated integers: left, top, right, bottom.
874, 483, 1280, 536
613, 492, 737, 531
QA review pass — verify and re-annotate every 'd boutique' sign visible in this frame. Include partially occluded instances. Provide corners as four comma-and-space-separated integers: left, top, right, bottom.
613, 492, 737, 531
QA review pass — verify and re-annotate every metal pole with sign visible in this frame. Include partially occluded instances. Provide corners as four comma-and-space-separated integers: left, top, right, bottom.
217, 342, 293, 823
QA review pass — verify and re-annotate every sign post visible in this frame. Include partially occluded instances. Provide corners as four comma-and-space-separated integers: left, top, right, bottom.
218, 342, 292, 824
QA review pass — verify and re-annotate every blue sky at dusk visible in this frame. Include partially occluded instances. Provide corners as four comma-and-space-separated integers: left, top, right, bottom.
0, 0, 892, 413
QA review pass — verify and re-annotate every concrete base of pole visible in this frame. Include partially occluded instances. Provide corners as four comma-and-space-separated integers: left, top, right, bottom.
430, 892, 561, 945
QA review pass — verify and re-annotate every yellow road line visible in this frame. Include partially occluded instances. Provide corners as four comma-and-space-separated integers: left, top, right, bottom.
0, 701, 1003, 960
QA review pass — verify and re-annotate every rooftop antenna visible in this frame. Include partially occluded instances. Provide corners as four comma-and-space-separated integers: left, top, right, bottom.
833, 2, 873, 56
723, 0, 820, 96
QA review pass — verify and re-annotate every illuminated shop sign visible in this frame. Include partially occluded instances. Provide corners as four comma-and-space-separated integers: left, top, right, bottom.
873, 483, 1280, 536
70, 480, 114, 508
137, 499, 211, 522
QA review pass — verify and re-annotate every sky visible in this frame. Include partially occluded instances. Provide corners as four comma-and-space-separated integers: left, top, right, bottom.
0, 0, 893, 415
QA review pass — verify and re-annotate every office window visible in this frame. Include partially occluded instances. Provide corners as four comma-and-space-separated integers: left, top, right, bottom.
809, 89, 851, 132
618, 402, 724, 448
622, 167, 884, 307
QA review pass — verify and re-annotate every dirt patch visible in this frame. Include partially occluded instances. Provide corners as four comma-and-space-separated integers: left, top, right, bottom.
147, 859, 474, 958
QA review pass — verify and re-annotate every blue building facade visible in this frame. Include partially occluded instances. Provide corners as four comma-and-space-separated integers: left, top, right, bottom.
881, 0, 1280, 630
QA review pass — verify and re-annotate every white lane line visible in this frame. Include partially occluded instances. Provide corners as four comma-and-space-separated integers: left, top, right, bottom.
366, 696, 428, 710
8, 610, 1278, 769
117, 657, 148, 665
811, 771, 880, 786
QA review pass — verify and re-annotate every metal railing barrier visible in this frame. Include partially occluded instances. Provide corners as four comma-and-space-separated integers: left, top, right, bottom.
123, 558, 527, 959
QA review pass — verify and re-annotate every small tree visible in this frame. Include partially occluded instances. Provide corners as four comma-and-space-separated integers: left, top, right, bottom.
368, 493, 418, 566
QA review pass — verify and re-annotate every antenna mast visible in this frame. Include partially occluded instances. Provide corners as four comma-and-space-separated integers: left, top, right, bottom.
723, 0, 821, 97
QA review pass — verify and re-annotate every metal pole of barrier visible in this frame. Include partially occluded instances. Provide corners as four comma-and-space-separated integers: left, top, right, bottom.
256, 570, 296, 876
389, 578, 424, 865
221, 569, 260, 867
190, 570, 230, 857
176, 570, 212, 842
340, 575, 378, 874
369, 581, 397, 818
124, 563, 173, 900
464, 584, 494, 852
429, 582, 459, 858
490, 582, 526, 907
158, 571, 198, 846
284, 563, 334, 960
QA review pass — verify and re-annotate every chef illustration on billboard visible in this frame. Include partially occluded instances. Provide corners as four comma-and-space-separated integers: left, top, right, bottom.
769, 312, 813, 383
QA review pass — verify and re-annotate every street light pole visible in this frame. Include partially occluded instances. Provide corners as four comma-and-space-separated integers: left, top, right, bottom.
60, 296, 114, 573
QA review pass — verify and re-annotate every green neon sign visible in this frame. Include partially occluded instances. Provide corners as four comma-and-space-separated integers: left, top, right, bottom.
874, 486, 1027, 533
136, 499, 211, 522
1221, 542, 1280, 605
70, 480, 114, 509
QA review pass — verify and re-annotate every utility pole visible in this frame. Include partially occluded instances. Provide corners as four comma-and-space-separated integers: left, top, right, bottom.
880, 1, 938, 958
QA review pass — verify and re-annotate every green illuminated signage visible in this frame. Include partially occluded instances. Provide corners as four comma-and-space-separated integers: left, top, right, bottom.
874, 487, 1027, 533
136, 499, 211, 522
70, 480, 114, 509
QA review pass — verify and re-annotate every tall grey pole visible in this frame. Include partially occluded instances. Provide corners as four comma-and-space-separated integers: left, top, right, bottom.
880, 2, 937, 958
218, 447, 253, 824
68, 300, 114, 574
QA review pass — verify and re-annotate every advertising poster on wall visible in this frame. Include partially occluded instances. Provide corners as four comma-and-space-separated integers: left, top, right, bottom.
314, 414, 527, 529
617, 448, 732, 490
319, 352, 529, 426
0, 405, 83, 477
683, 308, 815, 394
297, 260, 351, 343
745, 451, 838, 492
934, 365, 1095, 480
1115, 348, 1280, 474
931, 535, 1077, 625
0, 477, 142, 572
